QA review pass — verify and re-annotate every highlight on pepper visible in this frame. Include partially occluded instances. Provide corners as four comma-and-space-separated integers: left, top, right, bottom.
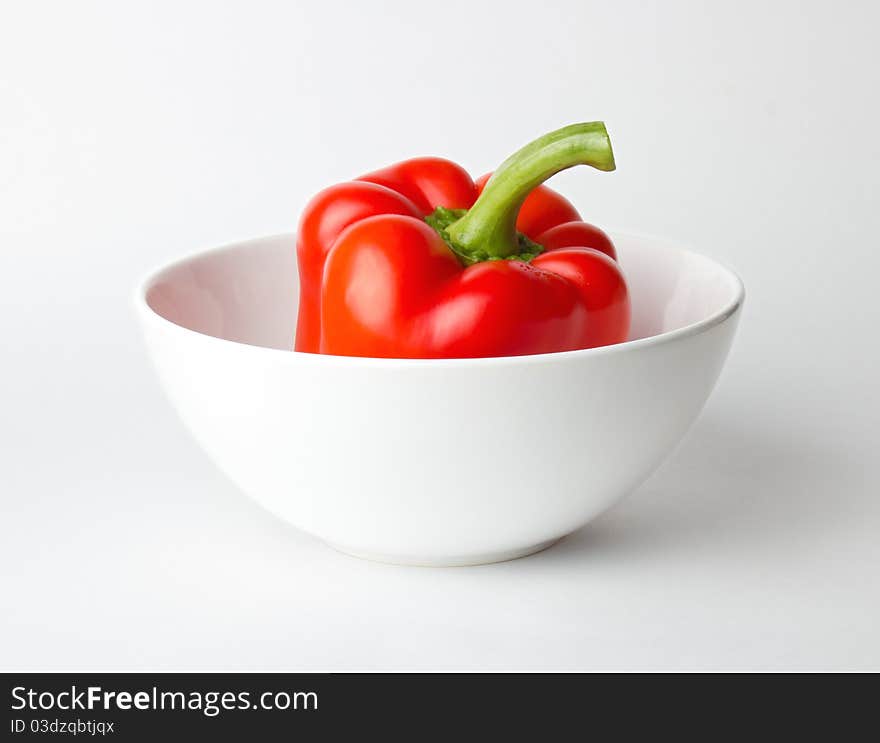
295, 122, 630, 359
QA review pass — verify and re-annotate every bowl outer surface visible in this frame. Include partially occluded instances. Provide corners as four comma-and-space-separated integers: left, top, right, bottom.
137, 233, 742, 563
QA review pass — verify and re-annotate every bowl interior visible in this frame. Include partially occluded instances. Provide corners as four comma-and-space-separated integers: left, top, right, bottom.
143, 233, 741, 351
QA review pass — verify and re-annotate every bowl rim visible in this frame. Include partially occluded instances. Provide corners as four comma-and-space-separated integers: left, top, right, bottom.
133, 230, 745, 368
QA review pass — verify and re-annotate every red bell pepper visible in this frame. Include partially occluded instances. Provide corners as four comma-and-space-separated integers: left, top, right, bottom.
295, 122, 629, 358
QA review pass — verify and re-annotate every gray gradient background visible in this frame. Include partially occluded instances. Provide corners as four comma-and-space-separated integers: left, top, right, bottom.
2, 0, 878, 670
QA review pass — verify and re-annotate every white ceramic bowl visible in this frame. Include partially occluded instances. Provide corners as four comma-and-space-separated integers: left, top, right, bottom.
135, 233, 743, 566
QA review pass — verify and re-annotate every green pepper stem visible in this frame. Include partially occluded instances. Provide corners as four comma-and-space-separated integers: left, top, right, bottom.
445, 122, 615, 259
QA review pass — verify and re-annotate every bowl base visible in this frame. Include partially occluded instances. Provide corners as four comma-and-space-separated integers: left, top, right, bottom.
325, 537, 562, 567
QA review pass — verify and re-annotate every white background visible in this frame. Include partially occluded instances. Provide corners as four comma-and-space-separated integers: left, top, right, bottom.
2, 0, 878, 670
